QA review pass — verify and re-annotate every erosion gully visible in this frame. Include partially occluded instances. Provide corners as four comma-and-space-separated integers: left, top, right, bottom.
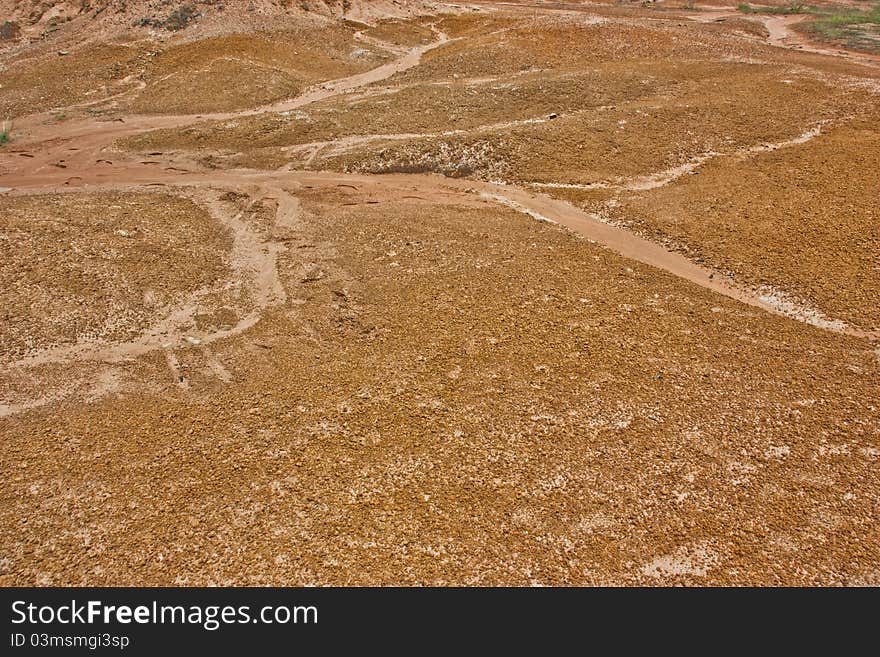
1, 18, 877, 344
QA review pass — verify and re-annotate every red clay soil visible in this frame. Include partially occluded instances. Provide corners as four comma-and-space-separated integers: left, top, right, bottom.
0, 1, 878, 586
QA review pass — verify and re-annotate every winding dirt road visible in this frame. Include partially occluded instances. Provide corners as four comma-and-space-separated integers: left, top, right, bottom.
2, 17, 877, 363
686, 6, 880, 64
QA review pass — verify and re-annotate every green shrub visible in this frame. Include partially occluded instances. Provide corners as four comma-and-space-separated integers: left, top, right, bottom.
164, 5, 197, 31
737, 3, 808, 15
0, 120, 12, 146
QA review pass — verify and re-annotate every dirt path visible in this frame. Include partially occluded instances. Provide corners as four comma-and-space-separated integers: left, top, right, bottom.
525, 122, 830, 193
2, 21, 877, 349
479, 1, 880, 66
686, 8, 880, 64
440, 177, 877, 340
3, 183, 296, 370
5, 24, 452, 160
7, 165, 877, 343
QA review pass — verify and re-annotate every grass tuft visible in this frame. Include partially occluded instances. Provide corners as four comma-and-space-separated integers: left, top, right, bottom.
164, 5, 197, 31
737, 3, 808, 15
737, 3, 880, 52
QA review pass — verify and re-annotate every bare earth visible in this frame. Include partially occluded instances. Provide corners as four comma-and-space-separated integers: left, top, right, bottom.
0, 0, 878, 586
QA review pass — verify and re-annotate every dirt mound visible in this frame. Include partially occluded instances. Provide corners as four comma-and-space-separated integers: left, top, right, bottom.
125, 26, 392, 114
0, 0, 441, 59
0, 1, 445, 116
604, 112, 880, 333
0, 15, 395, 116
0, 0, 437, 30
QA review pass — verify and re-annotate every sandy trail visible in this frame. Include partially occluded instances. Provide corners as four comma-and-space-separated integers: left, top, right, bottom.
525, 122, 831, 193
479, 1, 880, 65
2, 183, 297, 370
7, 165, 877, 343
257, 27, 450, 114
686, 8, 880, 64
441, 177, 877, 340
756, 12, 880, 63
5, 25, 452, 159
281, 115, 554, 160
2, 20, 877, 349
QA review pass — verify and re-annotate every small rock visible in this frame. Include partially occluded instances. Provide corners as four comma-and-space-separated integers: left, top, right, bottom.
184, 336, 202, 346
57, 50, 69, 56
548, 113, 559, 119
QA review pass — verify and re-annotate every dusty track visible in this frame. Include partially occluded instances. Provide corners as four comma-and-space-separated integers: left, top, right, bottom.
2, 22, 876, 343
478, 1, 880, 65
3, 184, 296, 370
686, 7, 880, 64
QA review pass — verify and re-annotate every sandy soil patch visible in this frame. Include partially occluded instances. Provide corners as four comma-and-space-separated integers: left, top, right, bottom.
0, 191, 231, 363
604, 112, 880, 332
2, 188, 878, 585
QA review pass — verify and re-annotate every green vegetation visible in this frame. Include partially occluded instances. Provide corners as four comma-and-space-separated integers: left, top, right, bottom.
136, 4, 198, 31
737, 3, 808, 15
737, 2, 880, 22
0, 20, 19, 40
0, 120, 11, 146
737, 3, 880, 51
807, 5, 880, 51
807, 4, 880, 26
164, 5, 197, 31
